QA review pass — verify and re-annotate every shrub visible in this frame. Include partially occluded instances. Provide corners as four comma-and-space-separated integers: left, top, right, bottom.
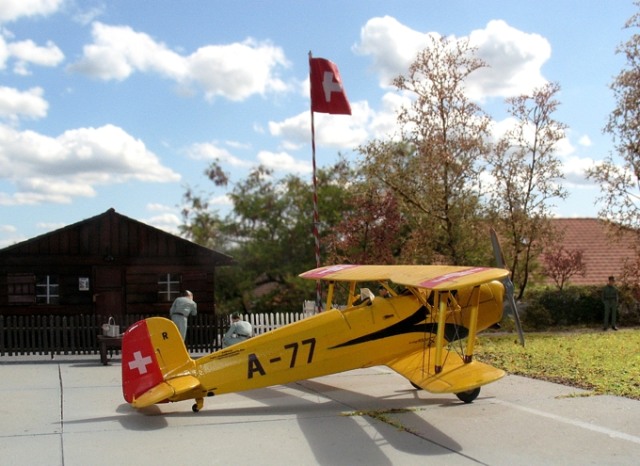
520, 285, 640, 329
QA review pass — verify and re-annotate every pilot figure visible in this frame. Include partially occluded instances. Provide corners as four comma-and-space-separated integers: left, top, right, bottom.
222, 312, 253, 348
170, 290, 197, 340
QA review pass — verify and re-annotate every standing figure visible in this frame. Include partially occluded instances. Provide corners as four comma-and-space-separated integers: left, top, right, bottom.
170, 290, 197, 340
222, 312, 253, 348
602, 276, 619, 331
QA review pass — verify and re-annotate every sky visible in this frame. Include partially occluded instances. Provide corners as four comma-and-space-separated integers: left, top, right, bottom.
0, 0, 637, 248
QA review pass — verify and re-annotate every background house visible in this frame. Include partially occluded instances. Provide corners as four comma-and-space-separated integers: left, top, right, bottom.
546, 218, 637, 286
0, 208, 234, 321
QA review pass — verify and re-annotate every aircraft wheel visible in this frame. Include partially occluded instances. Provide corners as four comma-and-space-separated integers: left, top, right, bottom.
455, 387, 480, 404
410, 382, 423, 390
192, 403, 199, 413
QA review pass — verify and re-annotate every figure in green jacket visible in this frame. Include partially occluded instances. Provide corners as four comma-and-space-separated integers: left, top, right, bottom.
602, 276, 619, 331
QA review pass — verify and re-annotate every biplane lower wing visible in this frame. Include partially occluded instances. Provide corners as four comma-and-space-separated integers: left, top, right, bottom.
387, 349, 505, 394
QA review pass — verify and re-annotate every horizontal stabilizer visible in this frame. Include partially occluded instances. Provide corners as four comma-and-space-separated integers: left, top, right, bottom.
388, 350, 505, 394
132, 375, 201, 409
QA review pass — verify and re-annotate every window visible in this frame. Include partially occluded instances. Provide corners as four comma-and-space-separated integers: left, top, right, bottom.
36, 275, 59, 305
158, 273, 181, 302
7, 273, 36, 304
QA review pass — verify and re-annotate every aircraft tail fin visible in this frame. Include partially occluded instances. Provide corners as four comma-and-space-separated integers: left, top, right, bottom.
122, 317, 197, 406
388, 349, 505, 394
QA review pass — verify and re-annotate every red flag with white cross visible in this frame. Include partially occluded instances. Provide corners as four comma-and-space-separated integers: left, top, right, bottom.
309, 57, 351, 115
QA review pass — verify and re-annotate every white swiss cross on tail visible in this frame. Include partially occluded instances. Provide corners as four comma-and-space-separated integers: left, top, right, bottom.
309, 57, 351, 115
128, 351, 153, 375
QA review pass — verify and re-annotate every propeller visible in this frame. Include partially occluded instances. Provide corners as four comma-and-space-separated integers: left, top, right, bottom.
490, 228, 525, 346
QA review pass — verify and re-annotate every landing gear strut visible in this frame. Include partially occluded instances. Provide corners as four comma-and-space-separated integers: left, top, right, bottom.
192, 398, 204, 413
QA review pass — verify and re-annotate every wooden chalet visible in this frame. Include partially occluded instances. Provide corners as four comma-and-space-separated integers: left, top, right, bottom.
0, 208, 234, 321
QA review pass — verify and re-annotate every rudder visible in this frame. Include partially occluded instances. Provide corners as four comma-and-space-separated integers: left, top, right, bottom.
122, 317, 194, 404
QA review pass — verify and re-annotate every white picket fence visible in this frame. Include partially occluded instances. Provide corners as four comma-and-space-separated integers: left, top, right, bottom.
240, 305, 317, 336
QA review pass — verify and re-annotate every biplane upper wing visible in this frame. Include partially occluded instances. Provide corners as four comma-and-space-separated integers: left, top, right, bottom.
387, 349, 505, 394
299, 264, 509, 290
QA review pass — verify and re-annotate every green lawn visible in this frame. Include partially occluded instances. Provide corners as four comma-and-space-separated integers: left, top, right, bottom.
475, 328, 640, 400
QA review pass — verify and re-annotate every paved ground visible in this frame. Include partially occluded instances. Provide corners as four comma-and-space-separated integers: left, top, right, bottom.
1, 353, 638, 465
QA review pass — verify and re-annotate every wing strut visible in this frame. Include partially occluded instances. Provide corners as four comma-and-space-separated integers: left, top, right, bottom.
434, 291, 447, 373
463, 285, 481, 363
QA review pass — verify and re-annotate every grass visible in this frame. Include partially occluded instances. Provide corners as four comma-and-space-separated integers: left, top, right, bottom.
475, 328, 640, 400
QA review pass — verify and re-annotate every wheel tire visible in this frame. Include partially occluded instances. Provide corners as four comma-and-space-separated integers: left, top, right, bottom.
455, 387, 481, 403
192, 403, 200, 413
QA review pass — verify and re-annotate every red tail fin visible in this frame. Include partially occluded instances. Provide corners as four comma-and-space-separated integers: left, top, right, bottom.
122, 319, 164, 403
122, 317, 195, 406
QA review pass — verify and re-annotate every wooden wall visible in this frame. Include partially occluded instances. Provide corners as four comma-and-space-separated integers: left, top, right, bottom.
0, 209, 232, 317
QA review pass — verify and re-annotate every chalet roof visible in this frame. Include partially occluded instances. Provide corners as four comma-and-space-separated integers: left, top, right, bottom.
546, 218, 636, 286
0, 208, 235, 266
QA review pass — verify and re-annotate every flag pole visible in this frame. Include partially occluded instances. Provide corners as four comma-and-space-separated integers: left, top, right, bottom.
309, 51, 322, 312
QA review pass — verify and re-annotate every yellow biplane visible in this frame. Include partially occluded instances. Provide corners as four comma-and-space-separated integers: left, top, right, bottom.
122, 233, 523, 412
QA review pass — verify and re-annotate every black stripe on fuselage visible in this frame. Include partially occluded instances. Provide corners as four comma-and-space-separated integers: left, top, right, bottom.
329, 306, 469, 349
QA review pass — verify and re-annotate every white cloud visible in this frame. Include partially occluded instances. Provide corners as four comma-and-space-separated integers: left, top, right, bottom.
0, 0, 63, 23
578, 135, 592, 147
188, 38, 290, 101
7, 39, 64, 74
269, 101, 370, 150
0, 32, 64, 74
256, 150, 311, 174
185, 141, 251, 168
368, 91, 407, 139
561, 154, 597, 187
0, 86, 48, 121
0, 123, 180, 205
209, 194, 232, 207
225, 140, 251, 150
467, 20, 550, 100
354, 15, 437, 87
355, 17, 550, 101
72, 4, 105, 26
70, 22, 186, 81
36, 221, 65, 231
146, 203, 174, 212
144, 212, 181, 234
71, 22, 291, 102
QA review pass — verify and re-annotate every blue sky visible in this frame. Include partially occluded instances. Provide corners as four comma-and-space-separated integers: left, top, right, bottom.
0, 0, 637, 247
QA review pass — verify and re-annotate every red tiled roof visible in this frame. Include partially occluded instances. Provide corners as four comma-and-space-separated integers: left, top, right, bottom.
543, 218, 636, 286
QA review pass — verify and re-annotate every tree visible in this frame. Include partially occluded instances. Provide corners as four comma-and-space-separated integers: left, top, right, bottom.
588, 3, 640, 234
486, 82, 568, 299
359, 35, 491, 265
180, 161, 230, 249
325, 184, 407, 264
541, 246, 587, 290
180, 159, 355, 313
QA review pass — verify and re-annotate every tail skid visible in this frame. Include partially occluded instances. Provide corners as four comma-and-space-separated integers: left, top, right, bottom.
122, 317, 198, 407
